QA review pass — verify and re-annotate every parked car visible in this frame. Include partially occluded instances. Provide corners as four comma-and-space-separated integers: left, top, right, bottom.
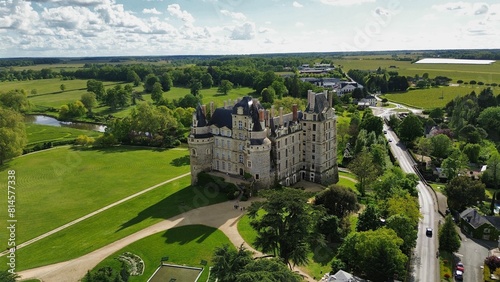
455, 269, 463, 280
426, 227, 433, 237
456, 262, 464, 272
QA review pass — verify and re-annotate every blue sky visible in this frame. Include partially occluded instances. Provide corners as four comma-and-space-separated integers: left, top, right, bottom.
0, 0, 499, 57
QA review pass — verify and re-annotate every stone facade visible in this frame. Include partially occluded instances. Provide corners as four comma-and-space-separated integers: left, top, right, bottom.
188, 90, 338, 189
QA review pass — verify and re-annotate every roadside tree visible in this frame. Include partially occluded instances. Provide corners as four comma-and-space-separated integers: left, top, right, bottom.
0, 107, 27, 165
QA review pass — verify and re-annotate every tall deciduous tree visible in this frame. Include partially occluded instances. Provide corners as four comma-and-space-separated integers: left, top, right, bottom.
439, 215, 461, 253
444, 176, 485, 211
236, 259, 302, 282
190, 79, 202, 96
441, 149, 469, 180
0, 108, 27, 165
416, 137, 433, 162
247, 188, 316, 269
87, 79, 106, 101
431, 134, 453, 159
143, 73, 159, 93
314, 185, 359, 218
126, 70, 141, 86
261, 87, 275, 103
211, 244, 253, 282
150, 82, 163, 104
160, 72, 173, 91
386, 214, 418, 254
478, 106, 500, 141
356, 204, 382, 232
218, 80, 234, 95
398, 114, 423, 144
0, 90, 30, 112
80, 92, 97, 115
348, 151, 379, 196
486, 150, 500, 189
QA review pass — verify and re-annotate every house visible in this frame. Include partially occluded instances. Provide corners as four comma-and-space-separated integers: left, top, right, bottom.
357, 95, 377, 107
188, 90, 339, 189
324, 270, 365, 282
460, 208, 500, 241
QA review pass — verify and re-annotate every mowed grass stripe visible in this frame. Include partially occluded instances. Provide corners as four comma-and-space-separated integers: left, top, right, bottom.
9, 178, 226, 271
383, 86, 482, 109
0, 146, 190, 245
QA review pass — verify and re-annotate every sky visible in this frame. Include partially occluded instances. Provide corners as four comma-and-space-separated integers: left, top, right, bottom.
0, 0, 499, 57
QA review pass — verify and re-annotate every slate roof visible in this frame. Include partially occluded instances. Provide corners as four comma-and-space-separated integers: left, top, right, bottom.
195, 104, 207, 127
307, 92, 330, 115
210, 108, 233, 129
328, 270, 365, 282
460, 208, 500, 230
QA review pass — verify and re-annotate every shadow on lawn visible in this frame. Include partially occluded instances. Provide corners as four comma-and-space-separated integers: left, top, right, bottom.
70, 145, 169, 154
170, 155, 190, 167
162, 224, 217, 245
116, 185, 226, 233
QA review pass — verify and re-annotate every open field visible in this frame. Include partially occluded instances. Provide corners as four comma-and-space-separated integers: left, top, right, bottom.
337, 58, 500, 84
0, 146, 190, 245
383, 86, 485, 109
92, 225, 231, 282
25, 123, 103, 146
8, 176, 228, 270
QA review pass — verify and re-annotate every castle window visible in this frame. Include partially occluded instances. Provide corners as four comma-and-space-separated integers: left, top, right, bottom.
239, 155, 243, 163
285, 138, 288, 146
313, 115, 317, 121
227, 140, 231, 147
312, 134, 316, 142
313, 124, 316, 131
312, 155, 315, 160
191, 149, 197, 156
222, 162, 226, 170
239, 144, 243, 151
312, 144, 315, 153
255, 174, 259, 180
215, 139, 219, 147
238, 121, 243, 130
216, 161, 220, 170
228, 163, 232, 171
247, 161, 252, 168
228, 154, 231, 161
222, 153, 225, 160
239, 133, 242, 140
292, 136, 294, 143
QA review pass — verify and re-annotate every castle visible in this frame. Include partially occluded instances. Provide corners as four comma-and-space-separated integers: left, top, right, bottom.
188, 90, 338, 189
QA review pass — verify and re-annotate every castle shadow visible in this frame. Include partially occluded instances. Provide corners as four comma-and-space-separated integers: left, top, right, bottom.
170, 155, 190, 167
162, 224, 217, 245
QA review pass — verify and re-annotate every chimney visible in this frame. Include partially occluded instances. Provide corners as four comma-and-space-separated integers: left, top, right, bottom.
210, 101, 214, 116
271, 105, 275, 119
328, 90, 333, 108
228, 99, 232, 107
265, 109, 270, 128
292, 104, 298, 122
201, 104, 206, 116
279, 107, 283, 126
224, 100, 227, 108
259, 109, 265, 129
308, 90, 315, 112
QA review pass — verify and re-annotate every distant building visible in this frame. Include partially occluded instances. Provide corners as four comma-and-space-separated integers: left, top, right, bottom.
323, 270, 365, 282
460, 208, 500, 241
188, 90, 339, 189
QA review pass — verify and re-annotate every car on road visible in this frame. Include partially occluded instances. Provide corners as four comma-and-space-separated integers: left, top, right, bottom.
456, 262, 464, 272
455, 269, 463, 280
383, 130, 387, 134
426, 228, 433, 237
388, 138, 392, 142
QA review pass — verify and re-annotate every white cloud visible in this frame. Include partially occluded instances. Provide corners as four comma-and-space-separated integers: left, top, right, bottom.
220, 9, 247, 21
167, 4, 194, 23
0, 0, 40, 33
230, 22, 255, 40
143, 8, 162, 15
295, 21, 304, 27
293, 1, 303, 8
320, 0, 376, 6
432, 2, 490, 16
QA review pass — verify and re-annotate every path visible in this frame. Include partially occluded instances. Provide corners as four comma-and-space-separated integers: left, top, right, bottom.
18, 199, 314, 282
0, 172, 191, 257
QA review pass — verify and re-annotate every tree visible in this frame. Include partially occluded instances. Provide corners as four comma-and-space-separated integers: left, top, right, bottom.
398, 114, 423, 144
462, 143, 481, 163
59, 100, 86, 120
0, 270, 19, 282
87, 79, 106, 101
271, 80, 288, 99
356, 204, 382, 232
485, 150, 500, 189
105, 85, 130, 110
80, 92, 97, 115
0, 108, 27, 165
143, 73, 159, 93
236, 258, 302, 282
429, 108, 444, 123
314, 185, 359, 218
75, 135, 95, 147
431, 134, 453, 159
0, 90, 30, 112
160, 72, 173, 91
439, 215, 461, 253
416, 137, 433, 162
317, 214, 342, 243
218, 80, 234, 95
247, 188, 316, 269
190, 79, 202, 96
337, 228, 407, 281
348, 151, 379, 196
126, 70, 141, 86
200, 72, 213, 88
151, 82, 163, 104
60, 83, 66, 92
261, 87, 275, 103
441, 149, 469, 180
373, 167, 419, 199
386, 192, 421, 227
444, 176, 485, 211
386, 214, 418, 254
478, 106, 500, 141
359, 113, 383, 135
211, 244, 253, 282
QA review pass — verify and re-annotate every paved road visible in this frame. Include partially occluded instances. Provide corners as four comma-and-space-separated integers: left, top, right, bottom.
457, 227, 494, 282
377, 111, 440, 282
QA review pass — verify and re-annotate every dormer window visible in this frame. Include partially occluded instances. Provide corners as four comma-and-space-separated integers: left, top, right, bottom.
238, 121, 243, 130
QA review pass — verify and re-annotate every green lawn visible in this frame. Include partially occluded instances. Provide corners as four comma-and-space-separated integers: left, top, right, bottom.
0, 146, 190, 245
92, 225, 232, 282
25, 123, 102, 146
8, 177, 228, 271
383, 86, 481, 109
338, 171, 358, 192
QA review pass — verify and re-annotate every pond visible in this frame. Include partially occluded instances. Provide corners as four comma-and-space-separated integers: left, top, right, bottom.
26, 115, 107, 132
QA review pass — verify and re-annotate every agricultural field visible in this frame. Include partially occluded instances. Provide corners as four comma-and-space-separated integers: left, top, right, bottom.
0, 146, 191, 245
337, 58, 500, 84
91, 225, 232, 282
383, 85, 484, 109
25, 123, 103, 147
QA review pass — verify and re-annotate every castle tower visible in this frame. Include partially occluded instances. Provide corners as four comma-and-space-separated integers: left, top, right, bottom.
188, 105, 213, 185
